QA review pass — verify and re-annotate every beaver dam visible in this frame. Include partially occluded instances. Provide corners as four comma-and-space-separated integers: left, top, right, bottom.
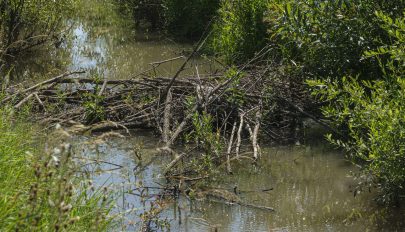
3, 1, 405, 231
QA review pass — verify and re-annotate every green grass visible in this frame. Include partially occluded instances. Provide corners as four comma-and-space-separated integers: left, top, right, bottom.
0, 107, 113, 231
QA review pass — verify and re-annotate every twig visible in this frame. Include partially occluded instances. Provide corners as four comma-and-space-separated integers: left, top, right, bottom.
14, 93, 35, 109
226, 121, 237, 174
149, 56, 184, 66
162, 147, 188, 174
2, 71, 85, 103
235, 112, 245, 158
162, 90, 172, 143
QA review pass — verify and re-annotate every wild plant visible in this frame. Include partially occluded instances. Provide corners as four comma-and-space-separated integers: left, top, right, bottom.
308, 12, 405, 204
0, 110, 113, 231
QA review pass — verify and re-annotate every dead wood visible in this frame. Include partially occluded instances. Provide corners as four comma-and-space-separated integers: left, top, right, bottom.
2, 71, 85, 103
226, 121, 237, 174
235, 112, 245, 158
2, 51, 328, 186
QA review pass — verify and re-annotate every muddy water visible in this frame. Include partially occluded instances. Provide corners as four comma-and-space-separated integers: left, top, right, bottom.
13, 1, 216, 81
78, 132, 404, 232
18, 1, 405, 231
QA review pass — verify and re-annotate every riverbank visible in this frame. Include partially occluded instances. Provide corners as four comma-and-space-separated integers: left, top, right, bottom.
0, 108, 112, 231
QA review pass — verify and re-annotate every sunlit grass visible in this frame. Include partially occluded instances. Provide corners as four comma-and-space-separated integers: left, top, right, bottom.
0, 107, 113, 231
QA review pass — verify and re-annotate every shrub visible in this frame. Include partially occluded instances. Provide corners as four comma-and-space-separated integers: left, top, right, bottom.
275, 0, 405, 80
0, 0, 76, 61
308, 12, 405, 204
162, 0, 220, 39
116, 0, 164, 30
119, 0, 219, 38
212, 0, 268, 64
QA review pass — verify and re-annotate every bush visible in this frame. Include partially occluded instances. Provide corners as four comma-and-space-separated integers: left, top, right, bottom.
119, 0, 219, 38
163, 0, 220, 39
116, 0, 164, 30
0, 0, 75, 62
308, 12, 405, 204
275, 0, 405, 80
211, 0, 268, 64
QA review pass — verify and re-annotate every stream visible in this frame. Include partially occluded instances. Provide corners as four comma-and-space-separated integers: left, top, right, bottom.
17, 1, 405, 231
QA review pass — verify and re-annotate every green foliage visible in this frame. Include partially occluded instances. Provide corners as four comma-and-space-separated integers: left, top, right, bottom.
0, 108, 112, 230
224, 67, 246, 106
190, 111, 222, 155
275, 0, 405, 80
0, 0, 76, 60
76, 0, 127, 28
212, 0, 268, 64
83, 85, 106, 124
162, 0, 220, 38
365, 11, 405, 77
186, 111, 222, 175
308, 12, 405, 204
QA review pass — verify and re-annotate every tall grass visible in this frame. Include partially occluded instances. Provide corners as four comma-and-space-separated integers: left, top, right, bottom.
0, 107, 112, 231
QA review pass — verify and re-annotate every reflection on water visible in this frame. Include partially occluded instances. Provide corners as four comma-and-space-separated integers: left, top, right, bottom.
76, 132, 404, 232
13, 1, 217, 81
66, 20, 198, 80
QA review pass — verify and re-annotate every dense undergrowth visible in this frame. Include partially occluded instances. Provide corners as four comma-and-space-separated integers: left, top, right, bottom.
0, 0, 76, 62
0, 107, 112, 231
309, 11, 405, 204
117, 0, 220, 38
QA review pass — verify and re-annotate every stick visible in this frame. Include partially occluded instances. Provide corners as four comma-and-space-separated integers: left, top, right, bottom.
163, 147, 188, 174
2, 71, 85, 103
252, 109, 262, 159
98, 78, 108, 96
149, 56, 184, 66
160, 28, 212, 101
14, 93, 35, 109
167, 104, 197, 146
226, 121, 237, 174
235, 112, 245, 158
246, 122, 262, 160
160, 33, 211, 145
34, 93, 46, 111
162, 90, 172, 143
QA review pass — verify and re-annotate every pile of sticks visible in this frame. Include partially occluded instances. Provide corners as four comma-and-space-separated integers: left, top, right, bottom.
3, 51, 320, 178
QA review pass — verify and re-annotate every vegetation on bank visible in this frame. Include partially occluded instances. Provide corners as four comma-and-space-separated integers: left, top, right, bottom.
309, 11, 405, 204
0, 1, 114, 230
0, 107, 112, 231
0, 0, 76, 61
211, 0, 268, 64
118, 0, 220, 38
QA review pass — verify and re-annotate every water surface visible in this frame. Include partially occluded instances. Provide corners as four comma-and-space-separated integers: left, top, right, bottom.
76, 132, 404, 232
13, 0, 217, 81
